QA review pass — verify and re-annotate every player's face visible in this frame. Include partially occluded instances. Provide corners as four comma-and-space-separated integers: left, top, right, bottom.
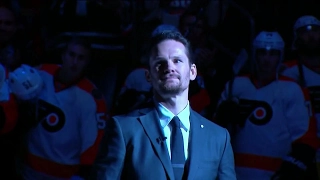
0, 7, 16, 44
256, 49, 281, 74
297, 25, 320, 49
180, 15, 204, 41
61, 43, 89, 80
146, 40, 197, 96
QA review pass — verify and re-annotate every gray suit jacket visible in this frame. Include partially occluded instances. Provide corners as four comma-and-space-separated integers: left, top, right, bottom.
90, 107, 236, 180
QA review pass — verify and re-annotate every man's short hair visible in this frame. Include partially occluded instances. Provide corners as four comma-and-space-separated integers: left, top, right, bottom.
64, 37, 92, 53
146, 31, 194, 66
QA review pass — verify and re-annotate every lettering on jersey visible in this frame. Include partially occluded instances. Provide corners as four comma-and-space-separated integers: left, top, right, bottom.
37, 100, 66, 132
22, 80, 33, 90
308, 86, 320, 113
238, 99, 273, 126
92, 89, 106, 129
96, 113, 106, 129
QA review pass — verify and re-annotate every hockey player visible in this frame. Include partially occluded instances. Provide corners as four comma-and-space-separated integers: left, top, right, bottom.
282, 15, 320, 177
215, 31, 318, 180
10, 38, 108, 179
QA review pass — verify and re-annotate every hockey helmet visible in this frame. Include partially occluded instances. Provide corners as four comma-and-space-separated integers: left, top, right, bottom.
8, 64, 43, 100
294, 15, 320, 31
253, 31, 285, 51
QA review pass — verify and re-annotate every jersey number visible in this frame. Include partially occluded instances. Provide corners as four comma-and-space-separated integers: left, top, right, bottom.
96, 113, 106, 129
22, 80, 33, 90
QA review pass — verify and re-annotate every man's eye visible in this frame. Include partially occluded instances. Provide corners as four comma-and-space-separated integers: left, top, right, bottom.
174, 59, 182, 63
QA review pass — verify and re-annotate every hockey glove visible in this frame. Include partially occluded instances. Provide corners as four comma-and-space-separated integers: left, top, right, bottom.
271, 143, 316, 180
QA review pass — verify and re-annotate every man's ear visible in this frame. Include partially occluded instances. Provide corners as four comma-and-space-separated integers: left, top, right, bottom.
190, 63, 197, 81
145, 69, 151, 82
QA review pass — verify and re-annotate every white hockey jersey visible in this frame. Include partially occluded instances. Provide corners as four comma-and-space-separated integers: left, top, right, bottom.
282, 60, 320, 165
219, 74, 317, 180
282, 60, 320, 137
22, 64, 108, 179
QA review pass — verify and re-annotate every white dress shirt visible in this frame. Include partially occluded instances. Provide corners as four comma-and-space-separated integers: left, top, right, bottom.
155, 100, 190, 160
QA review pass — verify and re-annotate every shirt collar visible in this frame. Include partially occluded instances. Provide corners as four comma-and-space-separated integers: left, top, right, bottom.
154, 98, 190, 132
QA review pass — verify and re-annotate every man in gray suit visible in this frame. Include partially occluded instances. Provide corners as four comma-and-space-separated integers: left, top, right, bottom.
89, 31, 236, 180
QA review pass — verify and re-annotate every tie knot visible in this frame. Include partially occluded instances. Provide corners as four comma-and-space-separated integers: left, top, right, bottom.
170, 116, 181, 128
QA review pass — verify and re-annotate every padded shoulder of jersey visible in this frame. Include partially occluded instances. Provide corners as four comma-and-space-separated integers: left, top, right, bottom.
39, 64, 60, 75
77, 78, 103, 100
278, 75, 298, 83
283, 60, 298, 68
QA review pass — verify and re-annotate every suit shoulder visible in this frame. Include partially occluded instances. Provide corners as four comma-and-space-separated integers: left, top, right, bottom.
111, 108, 153, 125
113, 107, 152, 118
192, 111, 227, 134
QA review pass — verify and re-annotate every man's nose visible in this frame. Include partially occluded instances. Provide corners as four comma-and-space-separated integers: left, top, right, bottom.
72, 57, 79, 64
261, 54, 270, 62
163, 60, 175, 73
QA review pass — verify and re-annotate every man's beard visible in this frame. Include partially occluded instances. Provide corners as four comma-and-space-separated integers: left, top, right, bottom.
159, 81, 182, 95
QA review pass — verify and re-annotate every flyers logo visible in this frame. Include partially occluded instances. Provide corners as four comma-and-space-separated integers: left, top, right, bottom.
37, 100, 66, 132
238, 99, 273, 126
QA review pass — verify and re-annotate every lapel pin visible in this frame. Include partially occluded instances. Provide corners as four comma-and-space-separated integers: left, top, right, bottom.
201, 125, 204, 128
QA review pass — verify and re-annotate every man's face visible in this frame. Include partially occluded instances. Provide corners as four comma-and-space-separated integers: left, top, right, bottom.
0, 7, 16, 45
180, 15, 204, 38
146, 40, 197, 96
256, 49, 281, 74
296, 25, 320, 50
61, 43, 90, 80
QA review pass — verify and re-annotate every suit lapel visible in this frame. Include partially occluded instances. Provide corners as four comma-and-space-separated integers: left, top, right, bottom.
138, 108, 175, 179
186, 111, 205, 179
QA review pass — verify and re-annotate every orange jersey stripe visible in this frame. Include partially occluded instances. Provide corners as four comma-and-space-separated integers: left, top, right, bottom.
0, 94, 18, 134
189, 89, 210, 113
26, 153, 79, 178
278, 76, 319, 149
235, 153, 282, 172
